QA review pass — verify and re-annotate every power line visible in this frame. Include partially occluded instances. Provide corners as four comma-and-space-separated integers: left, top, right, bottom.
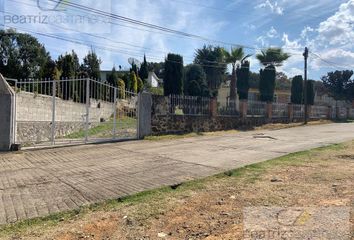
32, 0, 303, 52
310, 52, 353, 70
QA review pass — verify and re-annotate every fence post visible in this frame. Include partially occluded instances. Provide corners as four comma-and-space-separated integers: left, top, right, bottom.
240, 100, 248, 119
307, 105, 312, 120
0, 74, 15, 151
327, 106, 332, 120
347, 107, 350, 120
266, 102, 273, 121
51, 80, 56, 145
209, 97, 217, 117
112, 88, 117, 139
137, 92, 152, 139
288, 103, 293, 122
84, 78, 90, 143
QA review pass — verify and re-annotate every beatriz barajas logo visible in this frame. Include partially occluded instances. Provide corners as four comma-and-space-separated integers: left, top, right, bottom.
3, 0, 112, 34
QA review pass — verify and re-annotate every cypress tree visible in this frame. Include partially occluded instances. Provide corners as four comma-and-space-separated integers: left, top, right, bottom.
291, 75, 303, 104
164, 53, 184, 96
259, 65, 276, 102
307, 80, 315, 105
236, 61, 250, 100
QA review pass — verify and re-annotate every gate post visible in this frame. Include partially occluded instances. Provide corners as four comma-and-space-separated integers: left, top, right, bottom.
0, 74, 15, 151
51, 80, 56, 145
112, 88, 117, 139
137, 92, 152, 139
84, 78, 90, 143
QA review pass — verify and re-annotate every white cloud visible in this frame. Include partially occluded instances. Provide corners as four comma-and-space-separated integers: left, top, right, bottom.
317, 0, 354, 47
267, 26, 278, 38
300, 26, 314, 39
255, 0, 284, 15
312, 49, 354, 70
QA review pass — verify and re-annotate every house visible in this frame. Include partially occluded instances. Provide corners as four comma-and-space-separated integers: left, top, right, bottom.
99, 70, 129, 82
248, 88, 291, 104
147, 71, 161, 88
218, 83, 291, 108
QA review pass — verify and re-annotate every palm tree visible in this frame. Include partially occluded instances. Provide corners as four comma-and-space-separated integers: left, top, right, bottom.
256, 48, 290, 103
194, 45, 226, 92
256, 48, 290, 67
223, 47, 251, 105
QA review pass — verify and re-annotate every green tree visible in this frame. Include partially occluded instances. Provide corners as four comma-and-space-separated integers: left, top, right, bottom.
256, 48, 290, 67
138, 77, 144, 92
222, 47, 251, 102
0, 29, 51, 79
322, 70, 354, 101
236, 61, 250, 100
291, 75, 303, 104
256, 48, 290, 103
184, 64, 209, 97
130, 71, 138, 93
107, 66, 119, 87
57, 51, 80, 79
249, 72, 260, 89
57, 51, 81, 100
194, 45, 226, 93
81, 50, 102, 79
164, 53, 184, 96
118, 79, 126, 99
306, 80, 315, 105
259, 66, 276, 102
139, 55, 149, 82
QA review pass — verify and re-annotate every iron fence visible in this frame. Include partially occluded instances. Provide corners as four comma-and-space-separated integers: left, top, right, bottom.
311, 105, 328, 119
349, 108, 354, 119
247, 100, 266, 117
337, 107, 348, 119
217, 99, 239, 116
169, 95, 210, 116
293, 104, 305, 119
6, 77, 138, 148
272, 103, 288, 118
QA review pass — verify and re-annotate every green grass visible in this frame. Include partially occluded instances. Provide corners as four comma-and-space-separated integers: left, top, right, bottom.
0, 142, 348, 237
64, 117, 137, 139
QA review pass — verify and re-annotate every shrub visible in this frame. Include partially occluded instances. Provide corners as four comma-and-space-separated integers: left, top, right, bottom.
130, 71, 138, 93
118, 79, 125, 99
138, 77, 144, 92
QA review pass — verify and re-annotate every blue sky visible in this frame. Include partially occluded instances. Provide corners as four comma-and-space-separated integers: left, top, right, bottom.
1, 0, 354, 80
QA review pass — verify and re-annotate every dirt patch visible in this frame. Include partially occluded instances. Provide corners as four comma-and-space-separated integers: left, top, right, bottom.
1, 142, 353, 240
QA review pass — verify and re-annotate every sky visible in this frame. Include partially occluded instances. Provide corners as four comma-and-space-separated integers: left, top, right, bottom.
1, 0, 354, 80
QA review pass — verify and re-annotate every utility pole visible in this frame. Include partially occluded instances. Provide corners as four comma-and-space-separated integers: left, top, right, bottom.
303, 47, 309, 124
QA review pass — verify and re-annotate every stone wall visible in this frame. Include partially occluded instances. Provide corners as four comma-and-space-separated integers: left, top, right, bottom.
150, 95, 306, 135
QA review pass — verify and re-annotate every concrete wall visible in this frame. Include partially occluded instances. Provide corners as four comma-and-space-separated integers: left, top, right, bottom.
16, 92, 115, 123
14, 91, 118, 144
0, 74, 14, 151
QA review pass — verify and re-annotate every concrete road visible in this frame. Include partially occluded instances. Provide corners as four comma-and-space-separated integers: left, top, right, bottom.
0, 123, 353, 225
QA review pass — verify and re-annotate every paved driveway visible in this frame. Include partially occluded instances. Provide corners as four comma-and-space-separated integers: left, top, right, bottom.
0, 123, 354, 225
